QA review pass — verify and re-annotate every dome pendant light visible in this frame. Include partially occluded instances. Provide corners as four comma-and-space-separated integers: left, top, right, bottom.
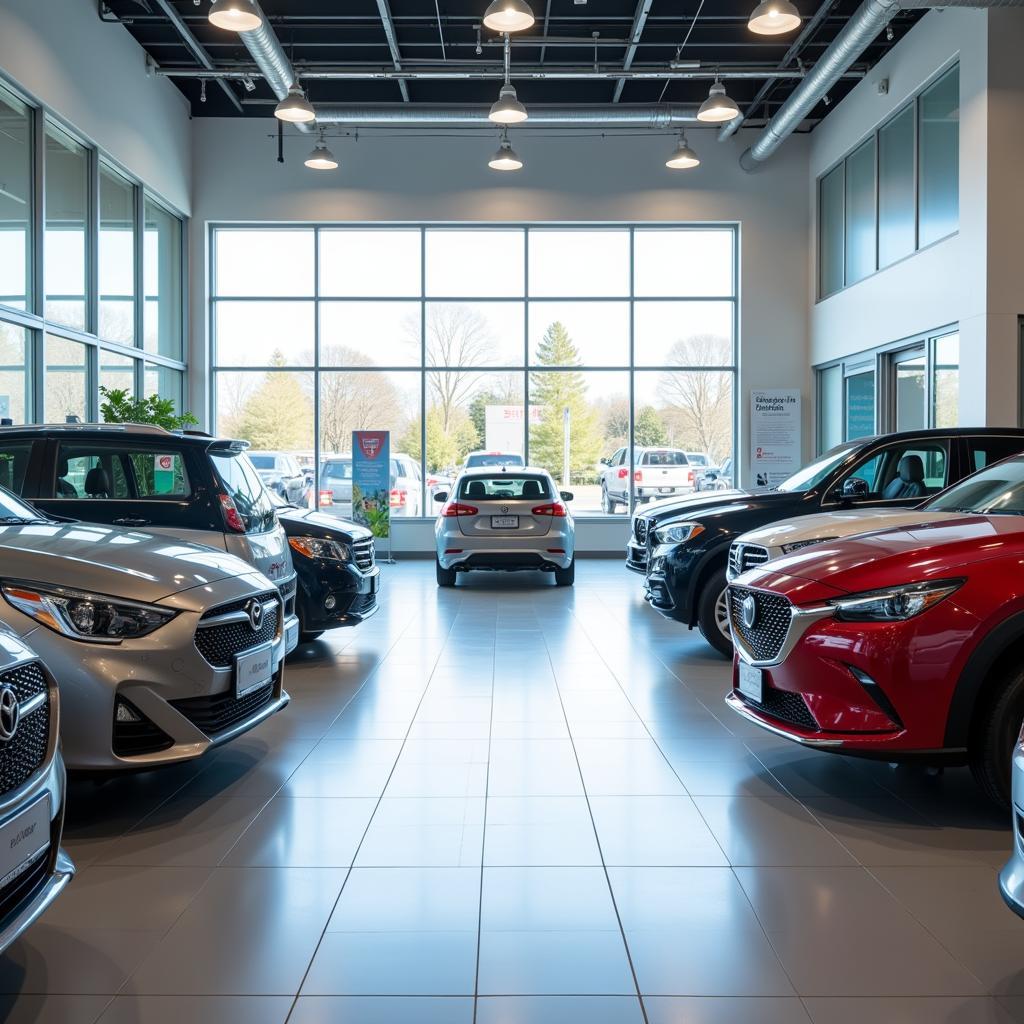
209, 0, 263, 31
483, 0, 535, 33
489, 129, 523, 171
666, 133, 700, 169
489, 83, 528, 124
275, 83, 316, 123
305, 131, 338, 170
697, 78, 740, 123
748, 0, 801, 35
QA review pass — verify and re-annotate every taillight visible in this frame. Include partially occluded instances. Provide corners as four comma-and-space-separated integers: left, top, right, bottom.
442, 502, 479, 517
532, 502, 567, 518
686, 470, 694, 483
390, 488, 406, 508
634, 470, 643, 483
319, 489, 333, 507
617, 467, 628, 479
218, 493, 246, 534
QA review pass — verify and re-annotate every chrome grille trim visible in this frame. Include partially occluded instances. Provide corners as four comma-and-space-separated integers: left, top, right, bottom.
728, 586, 834, 667
728, 542, 770, 581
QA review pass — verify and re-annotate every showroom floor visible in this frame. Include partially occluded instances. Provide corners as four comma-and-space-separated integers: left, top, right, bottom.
4, 561, 1024, 1023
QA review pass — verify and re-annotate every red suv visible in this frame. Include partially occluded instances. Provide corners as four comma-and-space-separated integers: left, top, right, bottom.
725, 453, 1024, 805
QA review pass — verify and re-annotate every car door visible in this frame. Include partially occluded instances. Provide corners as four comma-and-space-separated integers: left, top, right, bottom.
821, 438, 952, 510
605, 449, 626, 500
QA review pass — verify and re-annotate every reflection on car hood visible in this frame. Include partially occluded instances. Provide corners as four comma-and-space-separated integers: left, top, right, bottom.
276, 506, 372, 543
0, 521, 260, 603
638, 488, 799, 526
736, 508, 958, 548
0, 624, 40, 671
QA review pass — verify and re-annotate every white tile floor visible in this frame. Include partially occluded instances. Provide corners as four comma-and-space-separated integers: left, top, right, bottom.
5, 560, 1024, 1023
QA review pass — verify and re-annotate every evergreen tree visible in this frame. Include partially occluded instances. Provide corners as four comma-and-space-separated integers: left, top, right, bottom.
528, 322, 603, 485
233, 350, 313, 450
634, 405, 669, 447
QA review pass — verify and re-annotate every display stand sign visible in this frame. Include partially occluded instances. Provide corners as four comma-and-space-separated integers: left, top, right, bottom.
750, 389, 801, 491
352, 430, 393, 561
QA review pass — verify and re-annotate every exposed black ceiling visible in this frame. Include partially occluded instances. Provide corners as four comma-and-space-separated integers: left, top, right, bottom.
99, 0, 922, 127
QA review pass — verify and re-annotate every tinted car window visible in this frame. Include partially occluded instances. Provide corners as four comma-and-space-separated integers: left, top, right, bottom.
249, 455, 275, 470
0, 442, 33, 495
928, 456, 1024, 514
466, 453, 524, 467
642, 450, 689, 466
57, 446, 131, 499
130, 451, 190, 497
836, 441, 948, 497
211, 452, 276, 533
970, 436, 1024, 471
457, 475, 553, 500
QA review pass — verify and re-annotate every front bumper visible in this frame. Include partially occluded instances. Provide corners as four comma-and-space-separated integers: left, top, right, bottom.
298, 564, 381, 631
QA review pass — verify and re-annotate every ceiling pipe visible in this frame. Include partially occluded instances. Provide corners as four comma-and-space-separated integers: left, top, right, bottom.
739, 0, 1024, 169
236, 0, 314, 132
312, 103, 700, 126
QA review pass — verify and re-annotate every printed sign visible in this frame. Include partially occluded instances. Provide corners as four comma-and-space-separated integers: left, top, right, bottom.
750, 389, 801, 492
352, 430, 391, 538
153, 454, 176, 495
484, 405, 542, 455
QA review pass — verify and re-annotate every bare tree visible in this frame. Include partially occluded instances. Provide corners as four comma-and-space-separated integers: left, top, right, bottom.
657, 334, 733, 460
423, 305, 493, 431
318, 345, 404, 454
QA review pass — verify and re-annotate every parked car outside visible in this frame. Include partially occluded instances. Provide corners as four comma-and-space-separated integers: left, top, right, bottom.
248, 450, 307, 505
0, 484, 290, 769
695, 457, 734, 492
463, 452, 524, 469
319, 452, 423, 519
0, 626, 74, 955
270, 494, 381, 641
0, 424, 300, 655
599, 447, 696, 514
434, 467, 575, 586
725, 509, 1024, 806
635, 429, 1024, 655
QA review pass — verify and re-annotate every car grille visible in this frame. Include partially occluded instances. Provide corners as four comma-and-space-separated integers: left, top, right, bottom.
0, 663, 50, 796
740, 686, 818, 731
353, 538, 375, 573
170, 681, 275, 736
278, 576, 297, 618
633, 517, 649, 545
728, 543, 770, 579
0, 847, 49, 923
195, 592, 280, 668
728, 586, 793, 663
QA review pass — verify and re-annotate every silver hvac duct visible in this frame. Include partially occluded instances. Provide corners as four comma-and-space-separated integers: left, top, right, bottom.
239, 0, 314, 132
739, 0, 1024, 170
312, 104, 700, 126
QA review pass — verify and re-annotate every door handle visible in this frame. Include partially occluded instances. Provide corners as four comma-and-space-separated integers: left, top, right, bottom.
112, 517, 150, 527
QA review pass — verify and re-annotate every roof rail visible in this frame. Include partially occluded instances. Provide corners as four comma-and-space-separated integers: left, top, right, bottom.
0, 422, 172, 435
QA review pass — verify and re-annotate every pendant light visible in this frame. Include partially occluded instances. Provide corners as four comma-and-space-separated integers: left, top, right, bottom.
748, 0, 801, 35
697, 78, 739, 123
208, 0, 262, 31
489, 129, 523, 171
483, 0, 535, 33
489, 33, 528, 124
305, 131, 338, 170
666, 133, 699, 169
275, 83, 316, 124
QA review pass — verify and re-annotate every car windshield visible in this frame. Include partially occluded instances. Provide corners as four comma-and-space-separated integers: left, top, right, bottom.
211, 452, 277, 533
466, 454, 523, 467
248, 455, 275, 470
0, 485, 49, 523
776, 443, 861, 493
926, 457, 1024, 515
687, 454, 709, 466
323, 461, 352, 481
457, 474, 552, 501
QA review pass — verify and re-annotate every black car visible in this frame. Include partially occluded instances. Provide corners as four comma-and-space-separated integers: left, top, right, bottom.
633, 428, 1024, 656
272, 500, 380, 641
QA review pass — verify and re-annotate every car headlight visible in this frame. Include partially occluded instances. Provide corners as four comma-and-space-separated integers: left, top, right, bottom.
652, 523, 705, 545
2, 582, 176, 643
828, 579, 964, 622
289, 537, 352, 562
781, 536, 838, 555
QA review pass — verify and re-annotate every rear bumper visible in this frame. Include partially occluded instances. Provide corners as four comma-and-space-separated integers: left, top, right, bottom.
443, 551, 572, 572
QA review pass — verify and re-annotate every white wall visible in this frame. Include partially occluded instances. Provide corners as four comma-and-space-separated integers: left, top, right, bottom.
0, 0, 191, 215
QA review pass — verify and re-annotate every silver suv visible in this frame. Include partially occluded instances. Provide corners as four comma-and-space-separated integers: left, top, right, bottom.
0, 485, 290, 770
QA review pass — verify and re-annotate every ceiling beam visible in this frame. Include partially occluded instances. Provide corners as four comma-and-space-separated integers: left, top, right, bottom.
375, 0, 411, 102
613, 0, 654, 103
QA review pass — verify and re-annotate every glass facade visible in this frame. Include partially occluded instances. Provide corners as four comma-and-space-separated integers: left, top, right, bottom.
211, 225, 738, 518
818, 64, 959, 298
0, 79, 186, 426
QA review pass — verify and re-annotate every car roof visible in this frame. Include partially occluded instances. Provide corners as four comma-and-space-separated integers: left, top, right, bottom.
0, 423, 241, 447
828, 427, 1024, 449
458, 465, 552, 478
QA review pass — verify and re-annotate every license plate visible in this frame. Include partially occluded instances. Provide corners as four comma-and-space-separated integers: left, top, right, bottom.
738, 662, 764, 704
659, 486, 673, 493
285, 620, 299, 654
0, 795, 50, 889
235, 642, 274, 698
491, 515, 519, 529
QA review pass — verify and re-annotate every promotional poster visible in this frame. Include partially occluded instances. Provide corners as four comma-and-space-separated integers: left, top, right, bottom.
750, 389, 801, 491
352, 430, 391, 539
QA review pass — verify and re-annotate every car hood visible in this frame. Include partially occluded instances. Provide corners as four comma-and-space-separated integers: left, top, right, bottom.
276, 506, 372, 543
0, 625, 41, 672
640, 488, 802, 527
736, 515, 1024, 596
736, 508, 959, 549
0, 521, 263, 603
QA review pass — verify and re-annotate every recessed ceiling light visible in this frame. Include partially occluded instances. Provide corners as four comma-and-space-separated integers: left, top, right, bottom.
483, 0, 536, 33
208, 0, 262, 32
748, 0, 801, 35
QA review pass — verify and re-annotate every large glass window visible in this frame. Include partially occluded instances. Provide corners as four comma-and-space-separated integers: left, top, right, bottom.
818, 364, 843, 455
99, 165, 136, 344
919, 65, 960, 248
44, 123, 88, 330
932, 332, 959, 428
845, 138, 876, 286
0, 323, 31, 423
845, 370, 875, 440
99, 351, 135, 397
144, 197, 183, 359
0, 85, 32, 312
818, 165, 845, 299
211, 225, 737, 518
45, 335, 88, 422
878, 106, 916, 268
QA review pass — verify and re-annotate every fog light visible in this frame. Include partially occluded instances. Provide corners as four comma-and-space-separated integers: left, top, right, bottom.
115, 699, 142, 723
324, 594, 337, 611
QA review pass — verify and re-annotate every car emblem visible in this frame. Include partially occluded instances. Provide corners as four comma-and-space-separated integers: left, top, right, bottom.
501, 505, 509, 514
741, 595, 758, 630
246, 599, 264, 632
0, 686, 20, 742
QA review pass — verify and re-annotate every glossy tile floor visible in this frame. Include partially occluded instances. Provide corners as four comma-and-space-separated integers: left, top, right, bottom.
5, 561, 1024, 1024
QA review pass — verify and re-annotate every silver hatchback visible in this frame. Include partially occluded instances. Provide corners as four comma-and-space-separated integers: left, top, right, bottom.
433, 467, 576, 586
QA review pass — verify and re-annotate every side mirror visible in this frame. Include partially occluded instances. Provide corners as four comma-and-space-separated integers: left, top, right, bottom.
560, 491, 574, 503
839, 477, 870, 500
599, 457, 610, 466
433, 491, 448, 503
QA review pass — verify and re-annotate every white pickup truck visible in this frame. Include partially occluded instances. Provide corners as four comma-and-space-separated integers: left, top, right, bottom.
599, 447, 696, 513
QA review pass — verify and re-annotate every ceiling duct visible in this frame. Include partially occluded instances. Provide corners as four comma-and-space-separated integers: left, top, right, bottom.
312, 104, 700, 126
237, 0, 314, 132
739, 0, 1024, 170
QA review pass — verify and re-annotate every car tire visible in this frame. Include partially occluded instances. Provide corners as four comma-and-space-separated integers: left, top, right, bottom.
969, 666, 1024, 807
554, 559, 575, 587
436, 559, 456, 587
697, 566, 733, 658
601, 485, 619, 515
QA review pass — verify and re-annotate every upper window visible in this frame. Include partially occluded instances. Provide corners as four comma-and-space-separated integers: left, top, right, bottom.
144, 197, 183, 359
44, 122, 89, 331
99, 165, 136, 345
818, 64, 959, 299
0, 84, 32, 313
